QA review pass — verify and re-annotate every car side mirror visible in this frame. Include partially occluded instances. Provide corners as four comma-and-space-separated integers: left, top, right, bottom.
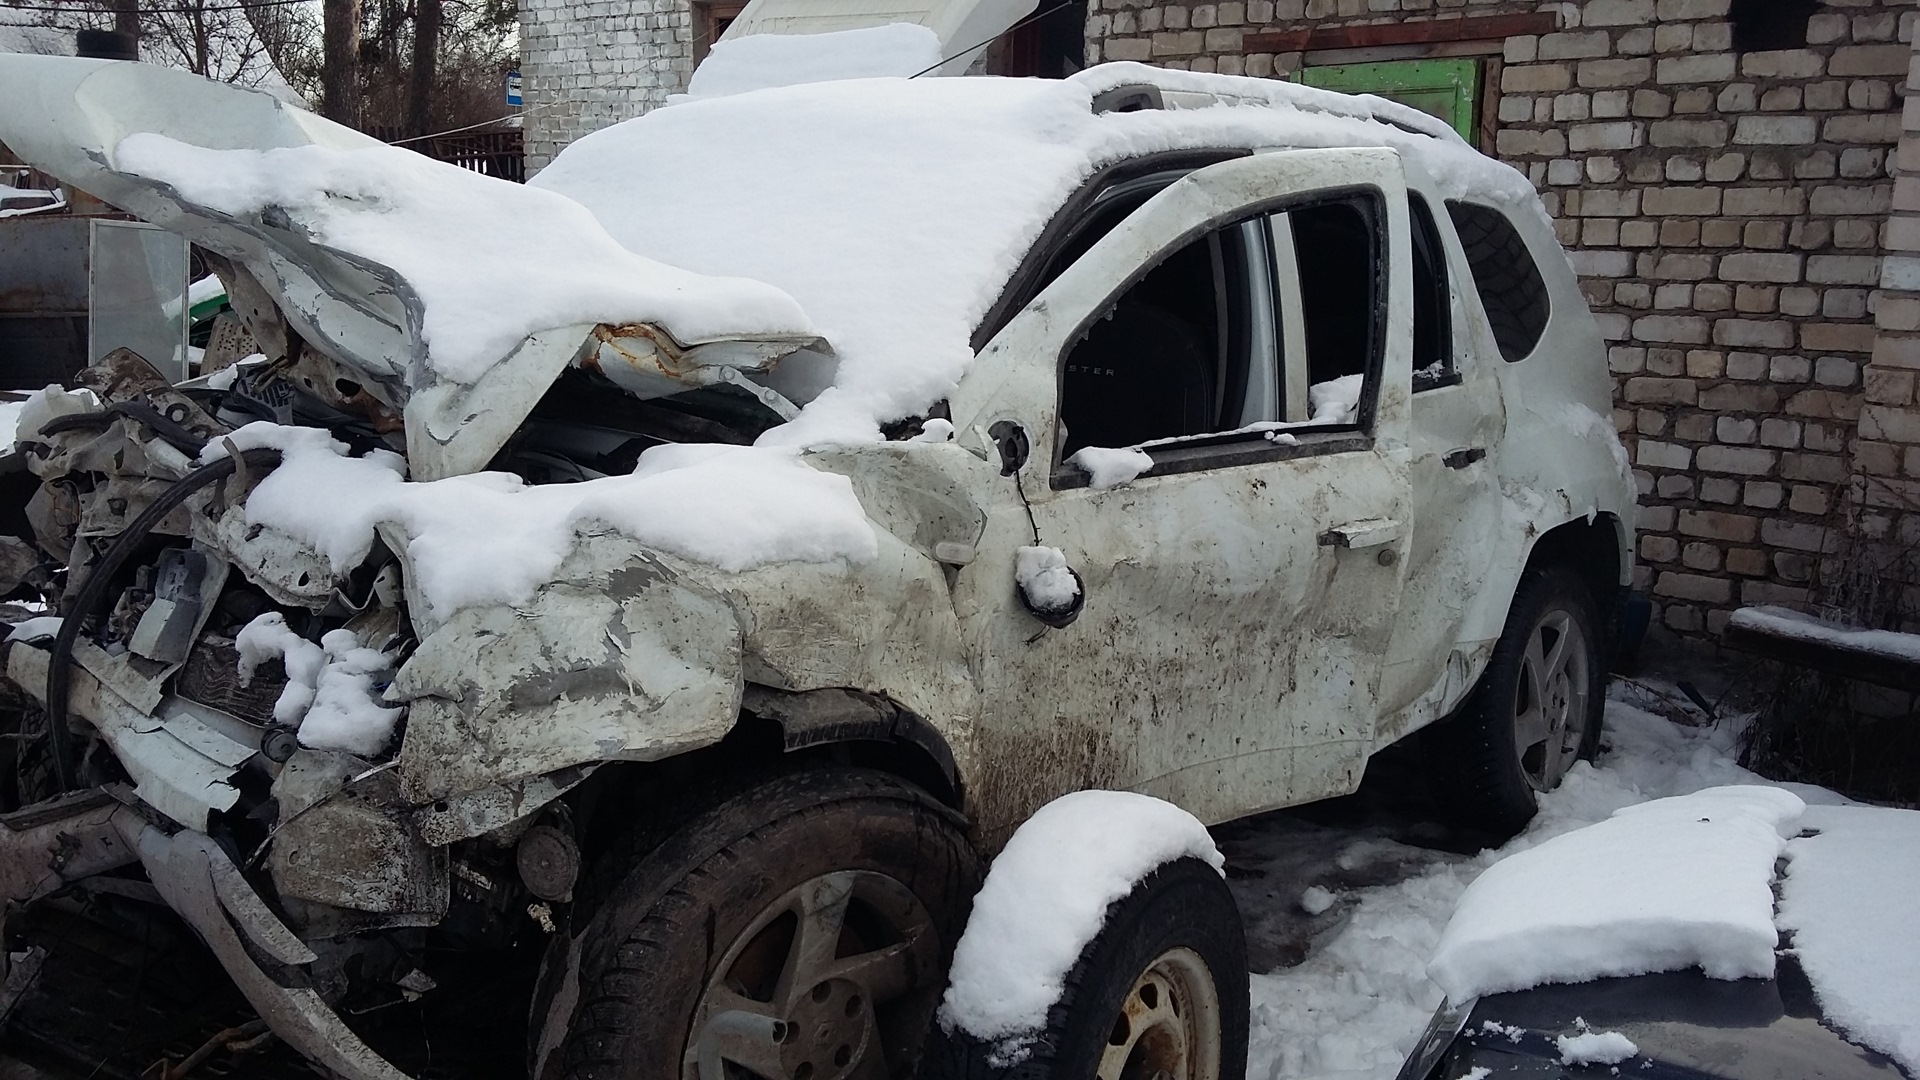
988, 420, 1029, 476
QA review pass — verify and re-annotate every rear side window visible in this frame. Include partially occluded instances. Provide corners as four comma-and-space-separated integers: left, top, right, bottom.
1445, 200, 1550, 363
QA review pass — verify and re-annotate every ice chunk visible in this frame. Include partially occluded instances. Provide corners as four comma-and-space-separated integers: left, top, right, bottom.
939, 791, 1223, 1058
1557, 1025, 1636, 1066
686, 25, 943, 98
1426, 786, 1805, 1001
1299, 885, 1335, 915
1067, 446, 1152, 489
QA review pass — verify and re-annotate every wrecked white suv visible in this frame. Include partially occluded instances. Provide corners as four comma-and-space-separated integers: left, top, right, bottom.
0, 54, 1633, 1080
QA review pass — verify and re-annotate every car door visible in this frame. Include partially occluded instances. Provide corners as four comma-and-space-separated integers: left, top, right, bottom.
949, 148, 1417, 838
1374, 172, 1512, 745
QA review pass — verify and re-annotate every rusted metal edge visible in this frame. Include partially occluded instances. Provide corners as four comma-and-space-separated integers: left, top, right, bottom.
1244, 12, 1559, 55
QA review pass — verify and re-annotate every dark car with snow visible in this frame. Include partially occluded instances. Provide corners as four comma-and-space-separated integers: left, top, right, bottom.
0, 40, 1632, 1080
1397, 790, 1917, 1080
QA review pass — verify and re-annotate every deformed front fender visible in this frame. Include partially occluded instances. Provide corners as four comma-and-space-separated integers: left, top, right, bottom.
387, 530, 745, 806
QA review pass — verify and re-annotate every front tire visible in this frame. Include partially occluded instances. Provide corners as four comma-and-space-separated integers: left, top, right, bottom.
558, 767, 981, 1080
1430, 565, 1607, 837
926, 856, 1249, 1080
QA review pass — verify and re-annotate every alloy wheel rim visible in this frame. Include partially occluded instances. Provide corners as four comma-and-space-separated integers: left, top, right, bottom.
1094, 947, 1223, 1080
684, 870, 939, 1080
1512, 607, 1591, 792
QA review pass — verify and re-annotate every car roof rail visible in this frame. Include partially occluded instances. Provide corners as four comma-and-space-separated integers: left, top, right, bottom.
1091, 84, 1164, 114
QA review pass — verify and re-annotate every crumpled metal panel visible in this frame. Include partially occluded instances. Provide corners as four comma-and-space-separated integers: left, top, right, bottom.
388, 532, 745, 805
268, 750, 448, 925
5, 646, 244, 829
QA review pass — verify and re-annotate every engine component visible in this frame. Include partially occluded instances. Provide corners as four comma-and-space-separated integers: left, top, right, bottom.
128, 548, 208, 664
514, 823, 579, 903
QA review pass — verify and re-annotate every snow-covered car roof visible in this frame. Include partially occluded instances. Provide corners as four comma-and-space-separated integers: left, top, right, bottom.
533, 62, 1539, 444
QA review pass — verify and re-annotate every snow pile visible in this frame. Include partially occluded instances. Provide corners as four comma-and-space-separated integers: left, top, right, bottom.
535, 65, 1536, 447
686, 25, 943, 98
1309, 374, 1365, 425
211, 421, 877, 617
1242, 697, 1817, 1080
1426, 785, 1804, 1001
237, 613, 404, 755
1067, 446, 1153, 488
1778, 804, 1920, 1076
940, 791, 1223, 1057
113, 133, 813, 385
1014, 545, 1080, 615
1556, 1023, 1637, 1066
1728, 605, 1920, 664
236, 612, 326, 724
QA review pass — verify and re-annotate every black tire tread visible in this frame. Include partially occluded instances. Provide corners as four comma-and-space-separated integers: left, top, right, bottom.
1428, 564, 1606, 838
560, 766, 978, 1080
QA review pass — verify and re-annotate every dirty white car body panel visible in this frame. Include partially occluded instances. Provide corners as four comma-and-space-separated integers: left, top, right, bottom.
0, 54, 1634, 1079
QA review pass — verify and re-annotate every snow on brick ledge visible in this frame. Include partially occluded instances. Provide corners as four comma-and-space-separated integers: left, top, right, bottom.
1427, 785, 1806, 1003
1727, 605, 1920, 665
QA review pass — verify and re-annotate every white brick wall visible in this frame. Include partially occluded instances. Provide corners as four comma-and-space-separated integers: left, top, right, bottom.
519, 0, 696, 171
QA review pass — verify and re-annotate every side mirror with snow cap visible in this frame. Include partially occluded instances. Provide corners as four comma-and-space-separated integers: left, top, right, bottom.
1015, 545, 1084, 630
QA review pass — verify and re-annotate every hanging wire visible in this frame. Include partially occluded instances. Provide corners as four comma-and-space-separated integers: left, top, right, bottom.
907, 0, 1078, 79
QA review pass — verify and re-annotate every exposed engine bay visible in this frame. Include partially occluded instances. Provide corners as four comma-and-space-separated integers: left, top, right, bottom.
0, 325, 792, 1073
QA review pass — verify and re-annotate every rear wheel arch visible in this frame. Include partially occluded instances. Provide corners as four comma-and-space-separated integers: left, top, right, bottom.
1519, 512, 1627, 647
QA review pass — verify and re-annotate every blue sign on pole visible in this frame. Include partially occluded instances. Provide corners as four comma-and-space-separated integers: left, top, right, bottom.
507, 70, 523, 107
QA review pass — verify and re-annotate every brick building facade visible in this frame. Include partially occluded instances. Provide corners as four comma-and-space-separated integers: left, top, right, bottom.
521, 0, 1920, 637
1087, 0, 1920, 637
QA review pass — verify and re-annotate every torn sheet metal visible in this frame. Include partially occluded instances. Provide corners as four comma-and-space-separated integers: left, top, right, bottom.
7, 645, 243, 829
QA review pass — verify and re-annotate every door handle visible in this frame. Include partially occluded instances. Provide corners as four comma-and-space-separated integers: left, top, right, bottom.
1443, 447, 1486, 469
1318, 518, 1403, 549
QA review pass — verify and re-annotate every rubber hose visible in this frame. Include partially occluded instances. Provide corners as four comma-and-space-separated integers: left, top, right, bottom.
43, 448, 282, 791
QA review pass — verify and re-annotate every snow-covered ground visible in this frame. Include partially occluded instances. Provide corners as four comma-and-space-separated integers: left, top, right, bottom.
1225, 684, 1896, 1080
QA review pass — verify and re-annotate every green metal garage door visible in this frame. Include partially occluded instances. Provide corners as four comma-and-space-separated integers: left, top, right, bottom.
1296, 58, 1481, 142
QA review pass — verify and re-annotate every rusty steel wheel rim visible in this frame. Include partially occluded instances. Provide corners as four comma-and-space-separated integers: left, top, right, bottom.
1513, 606, 1592, 793
684, 870, 940, 1080
1095, 947, 1224, 1080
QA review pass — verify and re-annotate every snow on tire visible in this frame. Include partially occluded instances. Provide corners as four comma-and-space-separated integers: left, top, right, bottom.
927, 791, 1249, 1080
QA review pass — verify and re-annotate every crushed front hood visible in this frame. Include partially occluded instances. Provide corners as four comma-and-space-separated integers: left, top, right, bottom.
0, 55, 827, 479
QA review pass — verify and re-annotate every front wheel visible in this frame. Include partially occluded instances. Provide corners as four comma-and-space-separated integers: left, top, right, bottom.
1430, 565, 1607, 837
557, 767, 981, 1080
925, 856, 1249, 1080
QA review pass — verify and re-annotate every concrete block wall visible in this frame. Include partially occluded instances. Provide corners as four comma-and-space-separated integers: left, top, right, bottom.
1095, 0, 1917, 635
519, 0, 694, 171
